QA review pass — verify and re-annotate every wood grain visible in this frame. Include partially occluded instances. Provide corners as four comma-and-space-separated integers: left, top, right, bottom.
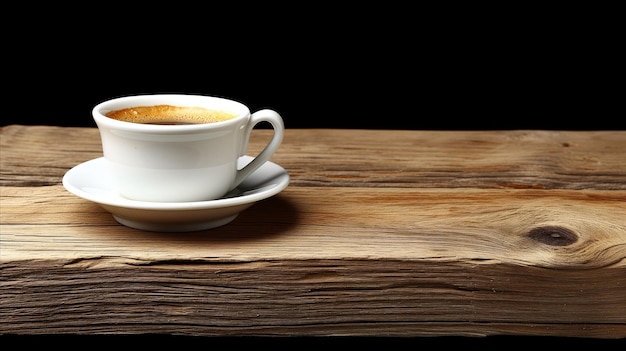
1, 125, 625, 338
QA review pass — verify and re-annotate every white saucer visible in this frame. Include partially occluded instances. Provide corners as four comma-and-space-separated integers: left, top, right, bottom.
62, 156, 289, 232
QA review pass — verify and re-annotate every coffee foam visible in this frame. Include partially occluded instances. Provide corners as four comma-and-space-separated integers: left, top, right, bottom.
105, 105, 237, 124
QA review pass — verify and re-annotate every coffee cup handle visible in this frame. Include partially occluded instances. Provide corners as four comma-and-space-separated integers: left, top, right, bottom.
232, 109, 284, 189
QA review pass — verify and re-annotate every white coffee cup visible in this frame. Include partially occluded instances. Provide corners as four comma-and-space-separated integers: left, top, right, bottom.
92, 94, 284, 202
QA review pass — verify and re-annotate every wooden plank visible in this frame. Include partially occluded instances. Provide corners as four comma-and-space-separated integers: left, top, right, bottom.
1, 185, 625, 267
2, 259, 625, 337
1, 125, 625, 338
2, 126, 626, 190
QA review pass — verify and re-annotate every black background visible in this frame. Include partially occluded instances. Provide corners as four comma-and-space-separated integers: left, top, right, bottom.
3, 4, 623, 346
4, 5, 623, 131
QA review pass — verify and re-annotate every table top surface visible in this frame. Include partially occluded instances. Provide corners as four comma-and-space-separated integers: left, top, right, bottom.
1, 125, 625, 338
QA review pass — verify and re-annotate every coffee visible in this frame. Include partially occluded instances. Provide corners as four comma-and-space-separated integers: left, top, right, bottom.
105, 104, 237, 125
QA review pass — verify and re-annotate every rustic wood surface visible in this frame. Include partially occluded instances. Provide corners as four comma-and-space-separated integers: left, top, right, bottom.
1, 125, 625, 338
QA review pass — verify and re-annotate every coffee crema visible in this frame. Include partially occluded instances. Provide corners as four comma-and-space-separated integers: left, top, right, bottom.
105, 105, 238, 125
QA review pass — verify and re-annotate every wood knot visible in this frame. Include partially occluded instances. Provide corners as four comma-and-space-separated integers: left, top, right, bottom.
527, 226, 578, 246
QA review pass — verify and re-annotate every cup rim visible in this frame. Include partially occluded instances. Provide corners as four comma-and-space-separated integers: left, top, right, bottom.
92, 94, 250, 132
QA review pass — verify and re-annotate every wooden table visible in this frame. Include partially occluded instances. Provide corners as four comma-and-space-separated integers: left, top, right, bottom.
1, 125, 625, 339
